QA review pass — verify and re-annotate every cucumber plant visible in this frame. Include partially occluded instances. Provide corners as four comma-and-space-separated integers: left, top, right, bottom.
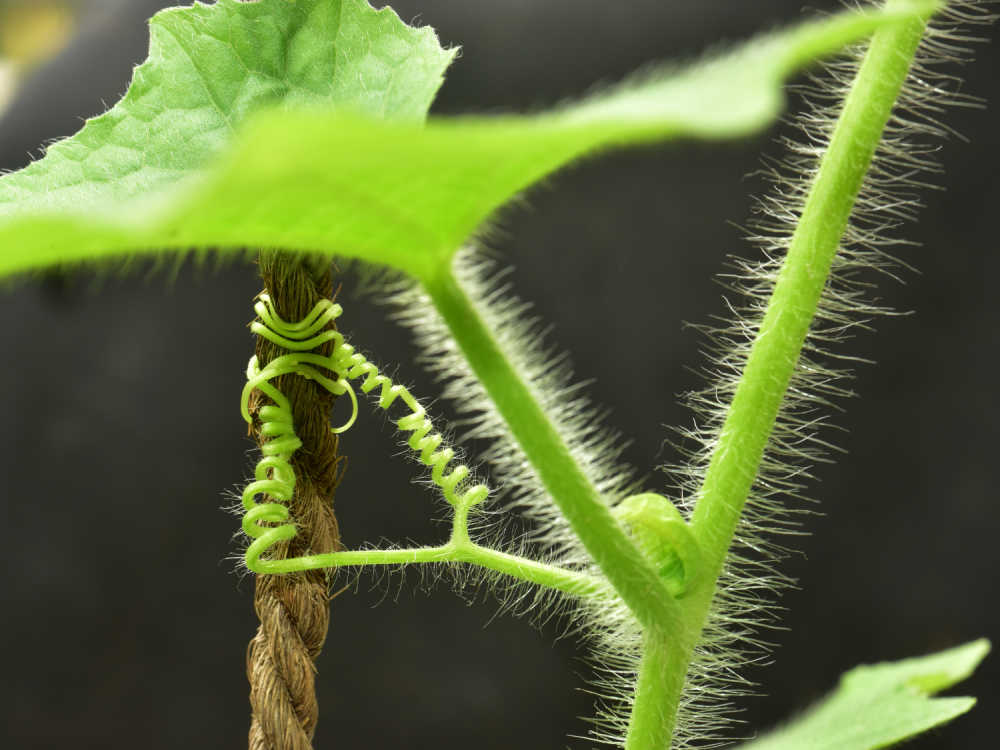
0, 0, 991, 748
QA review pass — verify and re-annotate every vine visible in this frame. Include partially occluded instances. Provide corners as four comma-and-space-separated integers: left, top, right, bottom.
0, 1, 989, 748
239, 291, 612, 599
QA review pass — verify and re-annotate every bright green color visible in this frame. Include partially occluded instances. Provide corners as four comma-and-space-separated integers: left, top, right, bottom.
620, 3, 947, 743
0, 0, 985, 748
240, 291, 607, 598
612, 494, 704, 598
690, 0, 934, 590
239, 292, 355, 574
424, 272, 686, 632
739, 640, 990, 749
625, 629, 684, 750
0, 0, 453, 211
0, 0, 938, 282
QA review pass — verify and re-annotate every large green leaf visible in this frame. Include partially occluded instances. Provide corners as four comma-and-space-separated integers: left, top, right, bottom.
738, 639, 990, 750
0, 0, 940, 282
0, 0, 453, 221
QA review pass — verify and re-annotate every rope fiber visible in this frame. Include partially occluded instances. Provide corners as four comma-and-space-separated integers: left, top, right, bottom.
246, 253, 345, 750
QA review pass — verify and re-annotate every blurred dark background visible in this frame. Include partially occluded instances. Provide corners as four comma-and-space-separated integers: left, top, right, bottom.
0, 0, 996, 748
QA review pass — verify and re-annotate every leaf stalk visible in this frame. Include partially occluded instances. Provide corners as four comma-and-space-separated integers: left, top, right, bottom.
422, 269, 687, 635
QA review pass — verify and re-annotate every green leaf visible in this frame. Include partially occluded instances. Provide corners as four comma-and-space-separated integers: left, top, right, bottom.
738, 639, 990, 750
0, 0, 940, 281
0, 0, 453, 230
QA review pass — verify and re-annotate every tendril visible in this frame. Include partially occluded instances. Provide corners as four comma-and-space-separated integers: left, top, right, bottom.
240, 293, 488, 574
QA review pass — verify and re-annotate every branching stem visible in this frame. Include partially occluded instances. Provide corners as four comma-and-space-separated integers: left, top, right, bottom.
271, 541, 607, 598
241, 3, 941, 748
423, 269, 685, 634
419, 3, 937, 748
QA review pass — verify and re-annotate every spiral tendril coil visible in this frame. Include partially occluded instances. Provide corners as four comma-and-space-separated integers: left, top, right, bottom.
240, 294, 488, 574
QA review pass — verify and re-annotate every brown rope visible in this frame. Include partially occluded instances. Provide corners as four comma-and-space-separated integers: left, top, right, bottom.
246, 252, 346, 750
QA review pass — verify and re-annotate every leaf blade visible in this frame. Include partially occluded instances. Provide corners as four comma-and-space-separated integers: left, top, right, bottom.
0, 0, 940, 280
737, 639, 990, 750
0, 0, 454, 217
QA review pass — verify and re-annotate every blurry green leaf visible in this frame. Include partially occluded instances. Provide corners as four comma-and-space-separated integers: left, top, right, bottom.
738, 639, 989, 750
0, 0, 939, 281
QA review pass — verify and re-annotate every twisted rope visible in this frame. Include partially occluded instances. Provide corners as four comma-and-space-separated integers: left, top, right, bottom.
246, 253, 346, 750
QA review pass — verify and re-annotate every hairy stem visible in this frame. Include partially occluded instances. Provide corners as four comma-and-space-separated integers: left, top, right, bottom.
623, 3, 936, 747
689, 0, 930, 592
263, 542, 607, 598
624, 629, 695, 750
453, 542, 609, 598
423, 270, 684, 633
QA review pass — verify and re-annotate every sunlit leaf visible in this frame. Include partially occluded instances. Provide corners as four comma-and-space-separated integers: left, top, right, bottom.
0, 0, 939, 282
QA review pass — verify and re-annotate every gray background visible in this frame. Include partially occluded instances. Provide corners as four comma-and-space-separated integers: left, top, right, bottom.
0, 0, 996, 748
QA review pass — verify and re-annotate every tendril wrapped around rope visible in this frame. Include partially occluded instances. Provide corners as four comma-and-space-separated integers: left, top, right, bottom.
240, 294, 488, 574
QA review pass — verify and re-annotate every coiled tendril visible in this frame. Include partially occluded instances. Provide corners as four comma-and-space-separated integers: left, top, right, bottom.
240, 294, 488, 574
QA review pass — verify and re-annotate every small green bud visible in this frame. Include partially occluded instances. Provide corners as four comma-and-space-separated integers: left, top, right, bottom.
614, 493, 704, 598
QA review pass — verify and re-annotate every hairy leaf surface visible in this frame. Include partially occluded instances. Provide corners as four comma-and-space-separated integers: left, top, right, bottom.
0, 0, 939, 281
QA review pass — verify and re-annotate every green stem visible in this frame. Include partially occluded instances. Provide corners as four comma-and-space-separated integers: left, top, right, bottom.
423, 270, 684, 634
258, 545, 455, 572
625, 3, 935, 747
690, 0, 930, 585
453, 542, 609, 598
624, 628, 695, 750
259, 541, 606, 598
